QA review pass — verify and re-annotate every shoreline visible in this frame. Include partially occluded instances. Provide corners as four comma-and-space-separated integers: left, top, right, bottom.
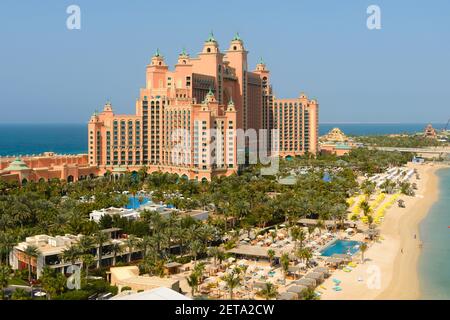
320, 162, 447, 300
375, 164, 442, 299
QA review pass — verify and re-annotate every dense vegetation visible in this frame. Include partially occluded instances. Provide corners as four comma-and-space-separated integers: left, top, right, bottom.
0, 147, 414, 299
355, 135, 446, 148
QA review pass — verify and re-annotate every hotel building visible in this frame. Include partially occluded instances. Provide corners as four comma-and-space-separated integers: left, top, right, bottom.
88, 33, 319, 180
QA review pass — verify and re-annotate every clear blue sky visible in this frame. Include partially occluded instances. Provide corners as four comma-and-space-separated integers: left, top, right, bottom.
0, 0, 449, 123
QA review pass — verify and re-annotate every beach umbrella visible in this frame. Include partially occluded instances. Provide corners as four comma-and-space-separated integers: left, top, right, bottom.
294, 278, 316, 289
287, 285, 308, 296
277, 292, 297, 300
305, 272, 324, 283
313, 267, 330, 277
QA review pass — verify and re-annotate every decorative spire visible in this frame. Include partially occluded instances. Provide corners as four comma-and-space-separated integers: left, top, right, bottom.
207, 87, 214, 96
232, 32, 241, 41
228, 97, 234, 106
153, 48, 161, 57
259, 56, 265, 65
179, 47, 188, 56
206, 31, 216, 42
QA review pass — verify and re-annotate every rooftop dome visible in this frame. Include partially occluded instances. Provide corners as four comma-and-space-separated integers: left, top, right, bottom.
4, 158, 30, 171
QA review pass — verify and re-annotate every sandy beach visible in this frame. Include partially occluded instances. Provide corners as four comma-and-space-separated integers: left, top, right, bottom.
320, 162, 447, 300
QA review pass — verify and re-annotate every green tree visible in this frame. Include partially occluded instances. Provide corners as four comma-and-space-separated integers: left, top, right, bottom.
186, 271, 200, 297
267, 249, 275, 266
257, 282, 278, 300
280, 253, 290, 280
80, 254, 95, 279
11, 288, 30, 300
360, 242, 368, 263
24, 245, 40, 283
221, 267, 242, 300
110, 242, 124, 266
93, 232, 109, 269
0, 264, 11, 299
40, 267, 66, 300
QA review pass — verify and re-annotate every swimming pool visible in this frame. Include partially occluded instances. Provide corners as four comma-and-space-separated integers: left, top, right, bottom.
125, 196, 150, 209
320, 240, 362, 256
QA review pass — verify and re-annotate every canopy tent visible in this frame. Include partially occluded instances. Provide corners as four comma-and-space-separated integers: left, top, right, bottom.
313, 266, 330, 277
277, 292, 297, 300
294, 278, 317, 289
287, 285, 308, 298
305, 272, 324, 283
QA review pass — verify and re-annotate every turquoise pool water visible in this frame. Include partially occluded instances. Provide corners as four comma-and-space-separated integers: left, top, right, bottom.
125, 196, 150, 209
320, 240, 362, 256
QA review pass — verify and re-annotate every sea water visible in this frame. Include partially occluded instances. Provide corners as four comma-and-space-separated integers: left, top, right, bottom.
0, 123, 445, 156
418, 168, 450, 299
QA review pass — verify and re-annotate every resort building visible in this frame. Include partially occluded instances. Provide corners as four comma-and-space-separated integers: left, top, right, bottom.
111, 286, 190, 300
319, 127, 355, 156
0, 152, 97, 184
89, 205, 209, 223
423, 123, 437, 139
88, 33, 319, 180
89, 207, 142, 222
11, 229, 143, 278
108, 266, 180, 293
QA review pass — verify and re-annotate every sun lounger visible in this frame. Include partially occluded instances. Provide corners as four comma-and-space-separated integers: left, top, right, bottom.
333, 286, 342, 291
332, 278, 341, 285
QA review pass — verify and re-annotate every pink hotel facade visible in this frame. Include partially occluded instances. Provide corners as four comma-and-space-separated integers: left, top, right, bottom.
88, 33, 319, 181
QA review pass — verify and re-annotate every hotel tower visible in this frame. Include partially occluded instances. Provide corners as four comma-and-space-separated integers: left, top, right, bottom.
88, 33, 318, 181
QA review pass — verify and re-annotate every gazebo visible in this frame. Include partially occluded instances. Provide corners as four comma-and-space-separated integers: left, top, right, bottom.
294, 278, 316, 289
277, 292, 297, 300
287, 285, 308, 299
305, 272, 324, 284
313, 266, 330, 278
164, 262, 182, 275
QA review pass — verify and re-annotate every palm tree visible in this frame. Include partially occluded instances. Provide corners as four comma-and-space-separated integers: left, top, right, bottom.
359, 200, 371, 216
110, 242, 123, 266
280, 253, 290, 281
189, 240, 203, 266
93, 232, 109, 269
61, 245, 81, 266
0, 264, 11, 299
186, 271, 200, 297
290, 226, 300, 251
207, 247, 221, 268
316, 219, 326, 236
77, 235, 94, 255
125, 235, 137, 263
24, 245, 40, 283
0, 232, 16, 266
221, 267, 242, 299
80, 254, 95, 279
267, 249, 275, 266
11, 288, 29, 300
302, 288, 319, 300
257, 282, 278, 300
366, 214, 374, 229
360, 242, 368, 263
40, 267, 66, 300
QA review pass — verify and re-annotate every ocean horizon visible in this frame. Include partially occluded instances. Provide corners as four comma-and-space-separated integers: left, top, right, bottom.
0, 122, 446, 157
419, 167, 450, 299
